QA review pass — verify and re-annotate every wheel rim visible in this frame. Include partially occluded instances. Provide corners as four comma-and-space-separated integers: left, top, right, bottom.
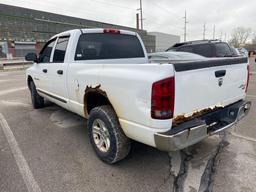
92, 119, 110, 153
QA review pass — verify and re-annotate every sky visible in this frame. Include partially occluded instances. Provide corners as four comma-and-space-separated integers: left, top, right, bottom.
1, 0, 255, 41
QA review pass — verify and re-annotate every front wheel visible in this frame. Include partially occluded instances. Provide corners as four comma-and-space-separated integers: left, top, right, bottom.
87, 105, 131, 164
29, 81, 44, 109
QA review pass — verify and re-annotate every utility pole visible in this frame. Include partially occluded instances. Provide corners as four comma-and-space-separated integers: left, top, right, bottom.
213, 25, 216, 39
136, 13, 140, 30
203, 23, 206, 40
183, 11, 188, 41
139, 0, 143, 30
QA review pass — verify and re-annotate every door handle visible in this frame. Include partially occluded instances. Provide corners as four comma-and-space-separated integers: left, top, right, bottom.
215, 70, 226, 78
57, 70, 63, 75
42, 69, 47, 73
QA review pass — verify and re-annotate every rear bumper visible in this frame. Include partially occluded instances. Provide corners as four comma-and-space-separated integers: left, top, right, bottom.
154, 100, 251, 151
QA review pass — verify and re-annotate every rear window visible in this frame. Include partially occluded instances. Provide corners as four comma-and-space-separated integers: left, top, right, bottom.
177, 46, 193, 53
215, 43, 232, 57
75, 33, 145, 60
193, 44, 213, 57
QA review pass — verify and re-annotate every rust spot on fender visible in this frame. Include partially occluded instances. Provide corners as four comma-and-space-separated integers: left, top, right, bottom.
173, 106, 224, 126
83, 84, 107, 118
84, 84, 107, 97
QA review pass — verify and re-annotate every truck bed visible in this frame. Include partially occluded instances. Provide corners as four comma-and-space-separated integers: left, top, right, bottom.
171, 57, 248, 123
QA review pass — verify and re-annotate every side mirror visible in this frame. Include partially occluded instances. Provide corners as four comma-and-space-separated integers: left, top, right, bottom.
25, 53, 38, 62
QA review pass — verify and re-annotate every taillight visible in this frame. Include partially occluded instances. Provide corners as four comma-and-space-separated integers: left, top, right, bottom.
103, 28, 120, 34
151, 77, 175, 119
245, 65, 250, 93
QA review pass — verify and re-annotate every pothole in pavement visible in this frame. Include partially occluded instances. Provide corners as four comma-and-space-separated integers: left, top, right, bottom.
156, 133, 229, 192
50, 110, 85, 128
48, 109, 255, 192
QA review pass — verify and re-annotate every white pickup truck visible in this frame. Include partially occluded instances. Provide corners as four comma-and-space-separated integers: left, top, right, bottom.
26, 28, 251, 164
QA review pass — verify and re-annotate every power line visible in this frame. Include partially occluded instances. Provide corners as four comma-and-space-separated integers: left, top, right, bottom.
8, 1, 135, 22
143, 12, 183, 29
143, 15, 183, 31
92, 0, 136, 11
144, 22, 183, 33
151, 1, 180, 18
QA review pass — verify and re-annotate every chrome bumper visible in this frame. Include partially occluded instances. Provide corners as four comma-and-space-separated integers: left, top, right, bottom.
154, 100, 251, 151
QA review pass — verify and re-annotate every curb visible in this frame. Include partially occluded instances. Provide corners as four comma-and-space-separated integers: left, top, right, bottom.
0, 66, 30, 72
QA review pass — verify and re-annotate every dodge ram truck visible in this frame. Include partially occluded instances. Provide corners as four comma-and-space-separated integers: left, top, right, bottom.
25, 28, 251, 164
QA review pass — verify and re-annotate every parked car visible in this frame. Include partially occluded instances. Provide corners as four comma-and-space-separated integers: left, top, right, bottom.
237, 48, 248, 57
230, 46, 242, 56
166, 40, 238, 58
26, 29, 251, 164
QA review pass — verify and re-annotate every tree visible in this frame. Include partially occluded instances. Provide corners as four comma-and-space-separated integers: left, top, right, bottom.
229, 27, 251, 47
252, 33, 256, 44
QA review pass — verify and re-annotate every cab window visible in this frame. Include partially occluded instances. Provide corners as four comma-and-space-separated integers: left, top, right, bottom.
38, 38, 56, 63
53, 36, 70, 63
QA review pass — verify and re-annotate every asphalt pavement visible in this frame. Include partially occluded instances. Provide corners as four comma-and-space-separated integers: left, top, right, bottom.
0, 66, 256, 192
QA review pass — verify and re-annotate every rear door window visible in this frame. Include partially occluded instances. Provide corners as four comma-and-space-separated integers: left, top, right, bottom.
215, 43, 233, 57
53, 36, 70, 63
38, 39, 56, 63
75, 33, 145, 60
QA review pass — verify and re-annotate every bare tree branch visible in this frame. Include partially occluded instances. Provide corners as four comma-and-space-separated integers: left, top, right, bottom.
252, 33, 256, 44
228, 27, 251, 47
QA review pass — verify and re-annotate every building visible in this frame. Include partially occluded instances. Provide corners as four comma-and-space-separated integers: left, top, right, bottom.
149, 32, 180, 52
0, 3, 156, 58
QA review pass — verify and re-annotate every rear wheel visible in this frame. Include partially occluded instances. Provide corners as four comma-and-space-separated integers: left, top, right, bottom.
29, 81, 44, 109
88, 105, 131, 164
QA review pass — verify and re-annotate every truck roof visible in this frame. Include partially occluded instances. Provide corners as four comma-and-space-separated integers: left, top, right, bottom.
171, 39, 222, 48
51, 28, 137, 40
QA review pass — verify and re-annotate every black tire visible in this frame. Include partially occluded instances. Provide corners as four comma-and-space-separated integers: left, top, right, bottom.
29, 81, 44, 109
88, 105, 131, 164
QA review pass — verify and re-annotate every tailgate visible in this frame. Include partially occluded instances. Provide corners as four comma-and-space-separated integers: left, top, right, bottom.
173, 57, 248, 120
